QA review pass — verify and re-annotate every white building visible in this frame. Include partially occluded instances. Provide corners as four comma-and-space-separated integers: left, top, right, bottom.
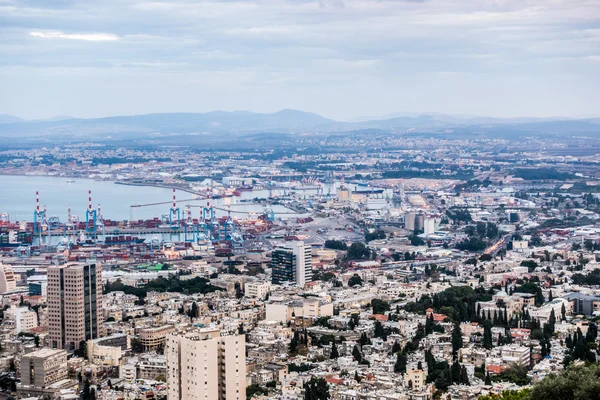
5, 307, 38, 333
245, 282, 270, 299
166, 327, 246, 400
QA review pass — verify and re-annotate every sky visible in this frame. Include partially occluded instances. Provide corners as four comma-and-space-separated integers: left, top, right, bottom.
0, 0, 599, 121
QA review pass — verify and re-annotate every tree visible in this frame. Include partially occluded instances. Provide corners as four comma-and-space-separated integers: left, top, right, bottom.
348, 274, 363, 287
352, 344, 362, 362
394, 351, 407, 374
483, 322, 493, 350
330, 340, 339, 359
82, 380, 92, 400
485, 373, 492, 385
460, 365, 470, 385
479, 389, 530, 400
304, 377, 330, 400
452, 323, 463, 360
359, 332, 370, 347
374, 320, 385, 338
561, 303, 566, 321
188, 301, 198, 322
392, 341, 401, 354
530, 363, 600, 400
34, 335, 40, 347
289, 335, 299, 355
371, 298, 390, 315
347, 242, 370, 259
451, 361, 461, 383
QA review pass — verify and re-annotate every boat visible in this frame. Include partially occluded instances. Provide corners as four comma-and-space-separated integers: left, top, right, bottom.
67, 179, 75, 183
353, 189, 384, 195
0, 230, 32, 248
104, 235, 146, 245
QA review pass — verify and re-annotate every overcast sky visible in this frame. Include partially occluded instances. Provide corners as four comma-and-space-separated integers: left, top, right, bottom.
1, 0, 599, 120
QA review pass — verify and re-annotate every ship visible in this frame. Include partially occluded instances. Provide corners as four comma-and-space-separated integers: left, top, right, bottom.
104, 235, 146, 245
0, 230, 33, 248
353, 188, 384, 195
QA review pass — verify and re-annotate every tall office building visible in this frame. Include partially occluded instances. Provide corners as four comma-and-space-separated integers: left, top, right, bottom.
166, 327, 246, 400
0, 263, 16, 293
271, 241, 312, 286
47, 263, 103, 351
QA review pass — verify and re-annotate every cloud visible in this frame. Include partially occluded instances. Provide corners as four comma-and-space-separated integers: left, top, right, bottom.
30, 31, 118, 41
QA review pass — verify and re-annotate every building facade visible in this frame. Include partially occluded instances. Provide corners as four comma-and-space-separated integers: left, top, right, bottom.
166, 327, 246, 400
4, 306, 38, 334
47, 263, 103, 351
20, 348, 68, 388
0, 263, 16, 293
270, 241, 312, 287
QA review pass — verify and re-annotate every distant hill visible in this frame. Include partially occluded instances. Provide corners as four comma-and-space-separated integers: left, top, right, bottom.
0, 109, 598, 143
0, 114, 24, 124
0, 109, 336, 139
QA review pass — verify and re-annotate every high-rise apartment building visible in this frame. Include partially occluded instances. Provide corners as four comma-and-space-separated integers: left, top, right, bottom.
271, 241, 312, 286
47, 263, 103, 351
0, 263, 16, 293
166, 327, 246, 400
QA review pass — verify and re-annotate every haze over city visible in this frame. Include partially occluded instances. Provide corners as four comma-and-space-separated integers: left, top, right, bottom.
1, 0, 599, 120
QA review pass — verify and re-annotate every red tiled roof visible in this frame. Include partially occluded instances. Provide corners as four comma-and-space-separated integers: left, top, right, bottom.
371, 314, 389, 321
486, 365, 506, 374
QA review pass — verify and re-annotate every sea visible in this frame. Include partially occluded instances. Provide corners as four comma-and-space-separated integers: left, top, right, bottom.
0, 175, 318, 222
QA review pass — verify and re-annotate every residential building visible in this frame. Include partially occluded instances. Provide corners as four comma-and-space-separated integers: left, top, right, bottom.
245, 282, 270, 299
166, 327, 246, 400
19, 348, 68, 387
4, 306, 38, 333
47, 263, 103, 351
0, 263, 16, 293
271, 241, 312, 286
139, 324, 176, 352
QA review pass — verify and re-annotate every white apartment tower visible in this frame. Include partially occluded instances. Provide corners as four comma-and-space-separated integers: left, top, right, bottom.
47, 263, 104, 351
271, 241, 312, 287
166, 328, 246, 400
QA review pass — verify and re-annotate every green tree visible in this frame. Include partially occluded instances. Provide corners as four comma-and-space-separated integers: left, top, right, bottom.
304, 377, 330, 400
374, 320, 385, 338
188, 301, 198, 322
352, 344, 362, 362
452, 323, 463, 360
348, 274, 363, 287
330, 341, 339, 359
394, 351, 407, 374
530, 364, 600, 400
347, 242, 370, 259
371, 298, 390, 315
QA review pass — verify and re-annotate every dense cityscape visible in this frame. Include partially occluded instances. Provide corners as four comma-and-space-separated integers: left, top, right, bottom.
2, 0, 600, 400
0, 130, 599, 400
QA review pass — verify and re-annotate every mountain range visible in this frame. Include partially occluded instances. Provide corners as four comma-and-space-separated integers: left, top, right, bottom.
0, 109, 599, 143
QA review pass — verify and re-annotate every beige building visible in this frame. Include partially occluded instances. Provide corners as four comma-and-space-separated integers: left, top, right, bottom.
0, 263, 16, 293
266, 297, 333, 322
139, 324, 176, 352
20, 348, 68, 388
166, 327, 246, 400
405, 369, 426, 391
48, 263, 104, 351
